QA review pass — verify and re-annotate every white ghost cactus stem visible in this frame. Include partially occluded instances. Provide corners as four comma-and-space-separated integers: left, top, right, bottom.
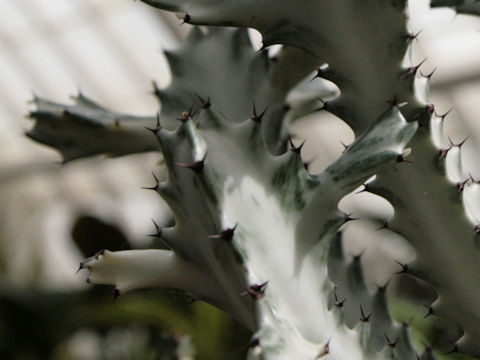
81, 248, 257, 328
82, 249, 209, 295
80, 103, 416, 360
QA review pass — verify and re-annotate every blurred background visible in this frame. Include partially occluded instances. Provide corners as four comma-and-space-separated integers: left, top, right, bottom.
0, 0, 479, 359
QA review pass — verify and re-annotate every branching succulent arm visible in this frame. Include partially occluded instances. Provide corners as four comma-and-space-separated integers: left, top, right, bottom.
27, 94, 159, 162
367, 95, 480, 357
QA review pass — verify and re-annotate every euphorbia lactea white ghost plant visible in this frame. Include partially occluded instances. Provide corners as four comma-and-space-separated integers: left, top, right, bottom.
28, 0, 480, 358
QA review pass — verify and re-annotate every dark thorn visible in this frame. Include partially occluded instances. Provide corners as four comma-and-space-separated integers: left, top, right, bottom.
343, 213, 359, 223
176, 154, 207, 173
333, 290, 346, 307
288, 137, 305, 154
316, 339, 330, 358
394, 260, 408, 274
177, 160, 204, 172
113, 288, 120, 303
142, 173, 159, 191
387, 96, 407, 108
425, 103, 435, 115
75, 262, 83, 274
151, 80, 160, 95
423, 304, 434, 318
258, 42, 268, 52
438, 147, 450, 158
421, 67, 436, 80
376, 221, 389, 230
340, 141, 350, 153
436, 108, 452, 120
353, 250, 365, 262
208, 224, 237, 241
148, 112, 161, 133
401, 58, 427, 78
94, 249, 105, 260
396, 154, 413, 164
469, 172, 480, 184
449, 136, 469, 148
248, 338, 260, 349
406, 29, 423, 43
181, 13, 191, 24
310, 64, 328, 82
474, 224, 480, 234
384, 333, 398, 348
251, 103, 267, 123
360, 305, 372, 322
355, 183, 370, 194
86, 278, 90, 283
195, 94, 211, 109
303, 160, 312, 172
377, 279, 390, 293
455, 136, 470, 148
457, 178, 469, 192
148, 218, 162, 237
152, 218, 160, 232
315, 98, 328, 111
444, 343, 458, 355
177, 106, 196, 122
240, 281, 268, 300
151, 171, 159, 184
309, 69, 322, 82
